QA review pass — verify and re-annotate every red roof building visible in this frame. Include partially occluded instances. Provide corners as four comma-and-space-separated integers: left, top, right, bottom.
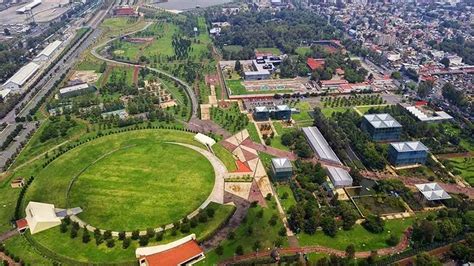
16, 218, 28, 233
306, 58, 325, 71
113, 6, 136, 16
137, 235, 204, 266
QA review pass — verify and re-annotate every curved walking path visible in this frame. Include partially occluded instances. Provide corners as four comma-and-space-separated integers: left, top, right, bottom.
218, 229, 412, 265
90, 22, 199, 119
69, 142, 226, 236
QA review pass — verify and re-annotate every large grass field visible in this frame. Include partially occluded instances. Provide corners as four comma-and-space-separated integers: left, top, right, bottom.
298, 217, 414, 251
24, 129, 215, 231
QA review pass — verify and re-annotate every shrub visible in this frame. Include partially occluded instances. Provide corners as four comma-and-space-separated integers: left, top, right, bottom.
190, 217, 198, 228
106, 239, 115, 248
180, 223, 190, 233
386, 234, 400, 246
70, 228, 78, 239
82, 228, 91, 243
253, 240, 261, 251
268, 214, 278, 226
227, 231, 235, 240
362, 215, 385, 234
235, 245, 244, 255
131, 230, 140, 240
265, 193, 272, 201
146, 228, 155, 238
278, 227, 287, 236
216, 245, 224, 255
281, 192, 289, 199
198, 212, 208, 223
60, 222, 68, 233
247, 226, 253, 236
122, 238, 131, 249
103, 230, 112, 240
206, 207, 215, 218
256, 209, 264, 219
139, 235, 149, 246
155, 232, 163, 242
118, 231, 126, 240
250, 201, 258, 208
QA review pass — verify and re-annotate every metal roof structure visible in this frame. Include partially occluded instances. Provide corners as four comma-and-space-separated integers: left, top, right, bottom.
271, 158, 292, 170
3, 62, 40, 87
390, 141, 428, 153
404, 105, 453, 122
36, 40, 62, 58
255, 106, 268, 112
59, 83, 90, 95
302, 127, 341, 164
326, 166, 353, 187
415, 183, 451, 201
363, 113, 402, 129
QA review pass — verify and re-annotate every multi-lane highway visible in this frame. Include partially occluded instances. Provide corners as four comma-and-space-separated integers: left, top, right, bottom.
0, 1, 113, 171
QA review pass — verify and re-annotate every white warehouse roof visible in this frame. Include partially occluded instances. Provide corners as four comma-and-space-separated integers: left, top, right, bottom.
404, 106, 453, 122
36, 40, 62, 58
363, 113, 401, 129
390, 141, 428, 153
415, 183, 451, 201
326, 166, 353, 188
302, 127, 341, 164
59, 83, 90, 95
4, 62, 40, 87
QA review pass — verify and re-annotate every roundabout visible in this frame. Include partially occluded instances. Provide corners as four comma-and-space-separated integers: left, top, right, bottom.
24, 129, 220, 232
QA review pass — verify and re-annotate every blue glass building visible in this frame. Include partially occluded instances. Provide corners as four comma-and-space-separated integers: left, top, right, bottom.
388, 141, 428, 166
361, 114, 402, 141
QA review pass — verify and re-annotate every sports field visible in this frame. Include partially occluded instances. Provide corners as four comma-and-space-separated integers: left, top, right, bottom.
24, 130, 215, 231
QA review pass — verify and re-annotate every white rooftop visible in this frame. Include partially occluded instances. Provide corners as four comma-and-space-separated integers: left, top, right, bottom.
4, 62, 40, 87
194, 133, 216, 147
255, 106, 268, 112
415, 183, 451, 201
59, 83, 89, 95
302, 127, 341, 164
271, 158, 292, 169
276, 105, 290, 111
404, 106, 453, 122
390, 141, 428, 153
326, 166, 353, 187
364, 113, 402, 129
36, 40, 62, 58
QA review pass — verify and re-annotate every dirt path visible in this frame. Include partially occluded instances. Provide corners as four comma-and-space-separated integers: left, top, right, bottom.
12, 140, 70, 171
436, 152, 473, 159
0, 252, 18, 266
200, 193, 250, 251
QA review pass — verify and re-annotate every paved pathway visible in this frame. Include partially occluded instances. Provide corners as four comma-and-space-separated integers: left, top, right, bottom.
0, 251, 18, 266
218, 229, 412, 265
70, 142, 227, 235
0, 229, 18, 242
187, 118, 232, 139
241, 139, 297, 160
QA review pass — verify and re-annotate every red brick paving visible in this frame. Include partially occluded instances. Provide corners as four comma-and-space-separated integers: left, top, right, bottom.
234, 160, 252, 173
248, 180, 267, 208
241, 139, 297, 160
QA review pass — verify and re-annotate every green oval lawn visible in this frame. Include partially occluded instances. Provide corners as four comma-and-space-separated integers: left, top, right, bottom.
25, 129, 215, 231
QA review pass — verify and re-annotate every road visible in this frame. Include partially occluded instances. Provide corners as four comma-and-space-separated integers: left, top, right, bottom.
0, 2, 113, 171
90, 22, 199, 119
